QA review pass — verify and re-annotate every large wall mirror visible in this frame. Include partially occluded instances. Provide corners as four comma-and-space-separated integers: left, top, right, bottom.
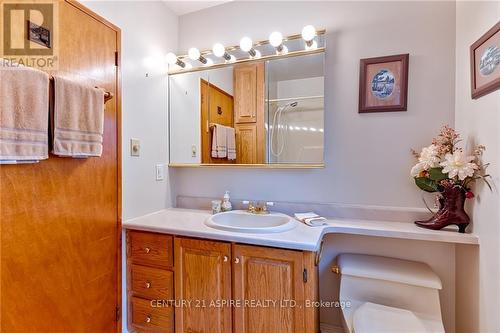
168, 51, 325, 167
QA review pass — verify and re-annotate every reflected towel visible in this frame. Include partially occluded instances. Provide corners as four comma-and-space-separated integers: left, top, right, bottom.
52, 76, 104, 157
227, 126, 236, 160
211, 124, 227, 158
0, 65, 49, 162
294, 212, 328, 227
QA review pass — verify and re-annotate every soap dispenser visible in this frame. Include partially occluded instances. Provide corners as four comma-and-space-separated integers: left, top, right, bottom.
221, 190, 232, 212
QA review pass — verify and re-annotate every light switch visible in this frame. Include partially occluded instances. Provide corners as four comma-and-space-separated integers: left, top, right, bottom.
130, 138, 140, 156
191, 145, 197, 157
155, 164, 165, 181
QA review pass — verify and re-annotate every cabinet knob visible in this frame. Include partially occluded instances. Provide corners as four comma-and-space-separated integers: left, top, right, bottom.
223, 256, 228, 262
234, 257, 240, 264
145, 282, 151, 289
144, 247, 150, 254
146, 316, 151, 323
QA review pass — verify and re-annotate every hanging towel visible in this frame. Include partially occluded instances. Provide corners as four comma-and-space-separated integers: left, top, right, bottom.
0, 65, 49, 162
52, 76, 104, 157
227, 126, 236, 160
211, 124, 227, 158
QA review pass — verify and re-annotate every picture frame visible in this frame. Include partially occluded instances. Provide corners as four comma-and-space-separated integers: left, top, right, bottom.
470, 21, 500, 99
359, 53, 409, 113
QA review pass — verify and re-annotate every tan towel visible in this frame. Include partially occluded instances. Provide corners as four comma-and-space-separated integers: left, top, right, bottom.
0, 65, 49, 162
52, 76, 104, 157
227, 126, 236, 160
211, 124, 227, 158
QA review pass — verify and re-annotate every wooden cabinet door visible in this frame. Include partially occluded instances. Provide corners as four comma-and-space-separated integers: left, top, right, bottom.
234, 63, 257, 123
174, 238, 232, 333
232, 245, 307, 333
234, 62, 264, 124
235, 123, 258, 164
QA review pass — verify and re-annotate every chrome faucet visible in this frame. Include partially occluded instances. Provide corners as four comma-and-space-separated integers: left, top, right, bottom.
242, 200, 274, 214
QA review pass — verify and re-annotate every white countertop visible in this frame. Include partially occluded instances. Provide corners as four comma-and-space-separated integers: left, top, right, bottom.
122, 208, 479, 251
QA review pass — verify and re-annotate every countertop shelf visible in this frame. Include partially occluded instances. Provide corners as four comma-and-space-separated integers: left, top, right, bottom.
122, 208, 479, 251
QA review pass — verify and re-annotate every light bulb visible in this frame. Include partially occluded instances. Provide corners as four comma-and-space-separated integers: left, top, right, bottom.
166, 52, 178, 65
254, 50, 261, 58
240, 37, 253, 52
212, 43, 226, 58
188, 47, 201, 60
305, 40, 318, 50
269, 31, 283, 47
301, 25, 316, 41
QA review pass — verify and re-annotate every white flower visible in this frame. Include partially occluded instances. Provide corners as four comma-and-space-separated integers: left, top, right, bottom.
411, 144, 440, 177
419, 144, 441, 168
411, 162, 425, 177
440, 151, 479, 180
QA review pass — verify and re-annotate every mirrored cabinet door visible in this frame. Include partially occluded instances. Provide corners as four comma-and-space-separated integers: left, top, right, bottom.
168, 51, 325, 167
266, 53, 324, 164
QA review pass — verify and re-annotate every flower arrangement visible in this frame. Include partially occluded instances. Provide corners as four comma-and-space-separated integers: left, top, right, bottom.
411, 125, 491, 197
411, 126, 491, 232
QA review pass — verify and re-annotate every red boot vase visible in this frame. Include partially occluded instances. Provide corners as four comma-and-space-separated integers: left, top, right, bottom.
415, 186, 470, 233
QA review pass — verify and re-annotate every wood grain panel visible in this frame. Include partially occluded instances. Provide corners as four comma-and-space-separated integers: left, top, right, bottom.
235, 123, 258, 164
0, 1, 121, 332
131, 296, 174, 333
234, 63, 257, 123
131, 264, 174, 300
233, 244, 306, 333
129, 231, 173, 269
174, 237, 232, 333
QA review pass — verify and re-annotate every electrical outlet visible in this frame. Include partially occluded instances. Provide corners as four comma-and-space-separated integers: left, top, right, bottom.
191, 145, 197, 157
130, 138, 140, 156
155, 164, 165, 181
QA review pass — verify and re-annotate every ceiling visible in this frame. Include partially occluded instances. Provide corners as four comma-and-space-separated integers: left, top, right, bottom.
163, 1, 233, 16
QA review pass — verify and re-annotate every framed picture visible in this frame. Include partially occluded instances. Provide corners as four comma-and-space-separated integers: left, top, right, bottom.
470, 21, 500, 99
359, 53, 409, 113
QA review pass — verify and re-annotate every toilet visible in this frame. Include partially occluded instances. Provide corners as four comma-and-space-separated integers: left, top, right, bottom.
336, 253, 445, 333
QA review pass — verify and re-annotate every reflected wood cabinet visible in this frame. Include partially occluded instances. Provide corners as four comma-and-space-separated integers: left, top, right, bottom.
126, 230, 319, 333
234, 62, 265, 164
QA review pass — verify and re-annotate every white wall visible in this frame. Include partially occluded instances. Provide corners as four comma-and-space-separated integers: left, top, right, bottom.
171, 1, 456, 209
455, 2, 500, 332
83, 0, 177, 220
81, 2, 178, 333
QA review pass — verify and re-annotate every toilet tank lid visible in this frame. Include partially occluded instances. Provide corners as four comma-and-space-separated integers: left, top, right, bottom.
337, 254, 442, 290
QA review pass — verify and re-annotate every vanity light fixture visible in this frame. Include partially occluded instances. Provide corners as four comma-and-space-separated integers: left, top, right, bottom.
269, 31, 288, 55
212, 43, 235, 62
301, 25, 318, 50
188, 47, 209, 64
239, 37, 261, 58
166, 52, 186, 68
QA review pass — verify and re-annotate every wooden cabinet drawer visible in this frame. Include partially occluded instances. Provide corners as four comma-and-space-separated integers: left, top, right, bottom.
128, 231, 173, 268
130, 297, 173, 333
131, 264, 173, 300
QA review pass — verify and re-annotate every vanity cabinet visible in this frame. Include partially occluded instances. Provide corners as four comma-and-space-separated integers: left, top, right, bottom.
127, 230, 318, 333
233, 244, 315, 333
174, 237, 232, 333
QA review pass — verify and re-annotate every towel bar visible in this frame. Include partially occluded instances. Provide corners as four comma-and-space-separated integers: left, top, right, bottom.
48, 76, 114, 103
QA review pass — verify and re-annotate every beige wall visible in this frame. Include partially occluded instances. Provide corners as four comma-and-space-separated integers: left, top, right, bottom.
455, 2, 500, 332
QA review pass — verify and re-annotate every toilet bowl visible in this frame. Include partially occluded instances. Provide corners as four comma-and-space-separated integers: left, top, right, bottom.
336, 253, 445, 333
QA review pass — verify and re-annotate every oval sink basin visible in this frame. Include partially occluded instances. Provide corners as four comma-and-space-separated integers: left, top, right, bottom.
205, 210, 297, 233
